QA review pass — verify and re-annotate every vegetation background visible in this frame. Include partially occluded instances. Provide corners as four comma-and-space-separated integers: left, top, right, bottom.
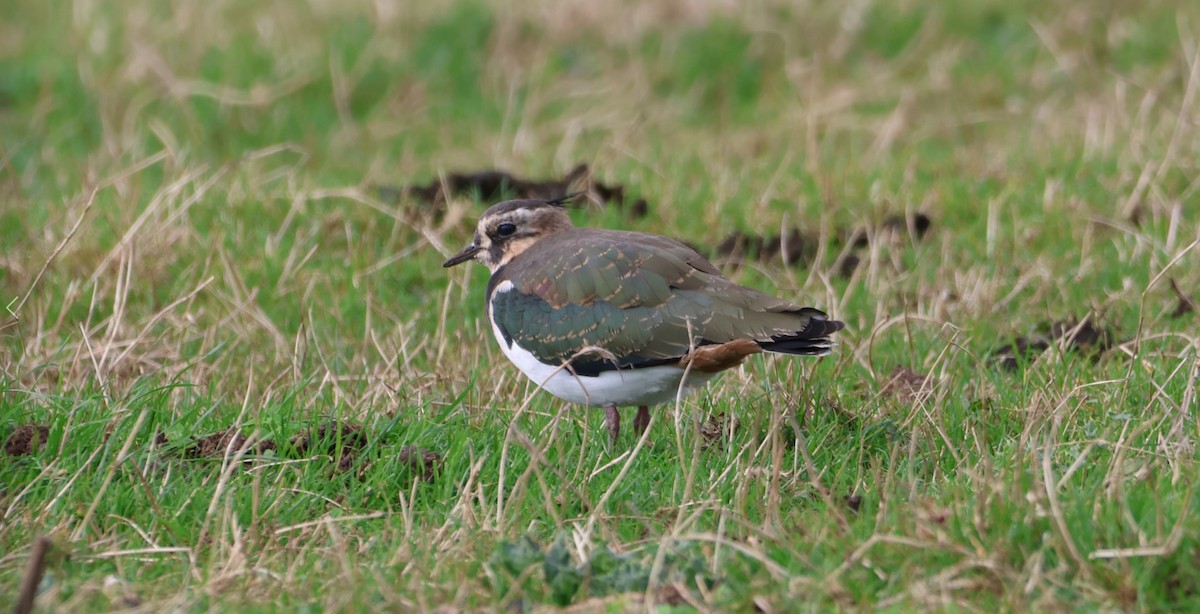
2, 0, 1198, 610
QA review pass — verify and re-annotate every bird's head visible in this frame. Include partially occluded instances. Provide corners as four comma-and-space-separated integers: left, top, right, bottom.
442, 194, 580, 272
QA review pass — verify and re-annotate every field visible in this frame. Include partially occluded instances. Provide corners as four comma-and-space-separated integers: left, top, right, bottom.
2, 0, 1199, 610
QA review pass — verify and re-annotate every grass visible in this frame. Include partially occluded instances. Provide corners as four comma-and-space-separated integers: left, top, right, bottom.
2, 0, 1199, 610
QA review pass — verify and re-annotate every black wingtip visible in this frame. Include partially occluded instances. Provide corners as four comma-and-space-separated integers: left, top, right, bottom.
758, 336, 838, 356
545, 191, 586, 207
756, 316, 846, 357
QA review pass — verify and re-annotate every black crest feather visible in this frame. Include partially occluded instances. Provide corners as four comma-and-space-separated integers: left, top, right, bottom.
545, 192, 586, 207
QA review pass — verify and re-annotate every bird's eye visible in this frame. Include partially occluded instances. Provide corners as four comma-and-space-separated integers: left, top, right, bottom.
496, 222, 517, 237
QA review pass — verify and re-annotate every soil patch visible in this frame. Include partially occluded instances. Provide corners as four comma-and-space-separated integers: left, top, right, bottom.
715, 228, 814, 266
991, 318, 1116, 370
289, 420, 367, 456
699, 412, 740, 447
845, 493, 863, 513
1169, 279, 1198, 318
4, 424, 50, 456
289, 420, 369, 474
850, 212, 933, 247
186, 429, 276, 459
398, 445, 443, 482
386, 163, 648, 217
712, 211, 932, 275
880, 367, 932, 403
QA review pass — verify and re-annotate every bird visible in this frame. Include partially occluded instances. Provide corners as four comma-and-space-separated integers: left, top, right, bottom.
443, 194, 845, 443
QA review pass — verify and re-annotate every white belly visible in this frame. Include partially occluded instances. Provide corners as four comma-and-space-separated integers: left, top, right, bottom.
488, 316, 717, 407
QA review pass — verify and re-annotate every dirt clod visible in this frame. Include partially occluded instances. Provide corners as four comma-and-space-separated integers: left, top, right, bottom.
699, 412, 740, 447
1049, 319, 1113, 352
406, 167, 581, 204
289, 421, 367, 456
628, 198, 649, 218
882, 212, 933, 239
288, 421, 369, 474
990, 336, 1052, 370
712, 211, 930, 274
990, 318, 1116, 370
845, 494, 863, 513
880, 367, 931, 403
850, 212, 934, 248
389, 163, 649, 218
5, 424, 50, 456
399, 446, 443, 481
834, 253, 861, 278
656, 583, 688, 606
586, 172, 650, 218
715, 228, 815, 266
336, 452, 358, 474
1169, 279, 1198, 318
714, 231, 751, 259
186, 429, 275, 459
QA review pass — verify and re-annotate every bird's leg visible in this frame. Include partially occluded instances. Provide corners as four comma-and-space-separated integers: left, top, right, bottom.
603, 404, 620, 443
634, 405, 651, 436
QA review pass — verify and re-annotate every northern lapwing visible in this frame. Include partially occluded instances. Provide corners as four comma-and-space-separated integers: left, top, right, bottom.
443, 194, 845, 443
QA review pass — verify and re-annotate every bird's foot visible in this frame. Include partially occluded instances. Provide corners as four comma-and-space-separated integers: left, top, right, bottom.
633, 405, 651, 436
603, 404, 620, 444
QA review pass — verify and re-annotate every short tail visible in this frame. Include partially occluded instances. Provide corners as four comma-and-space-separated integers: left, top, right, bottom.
757, 312, 846, 357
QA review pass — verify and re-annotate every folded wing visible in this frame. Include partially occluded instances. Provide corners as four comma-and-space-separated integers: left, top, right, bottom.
489, 229, 843, 376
